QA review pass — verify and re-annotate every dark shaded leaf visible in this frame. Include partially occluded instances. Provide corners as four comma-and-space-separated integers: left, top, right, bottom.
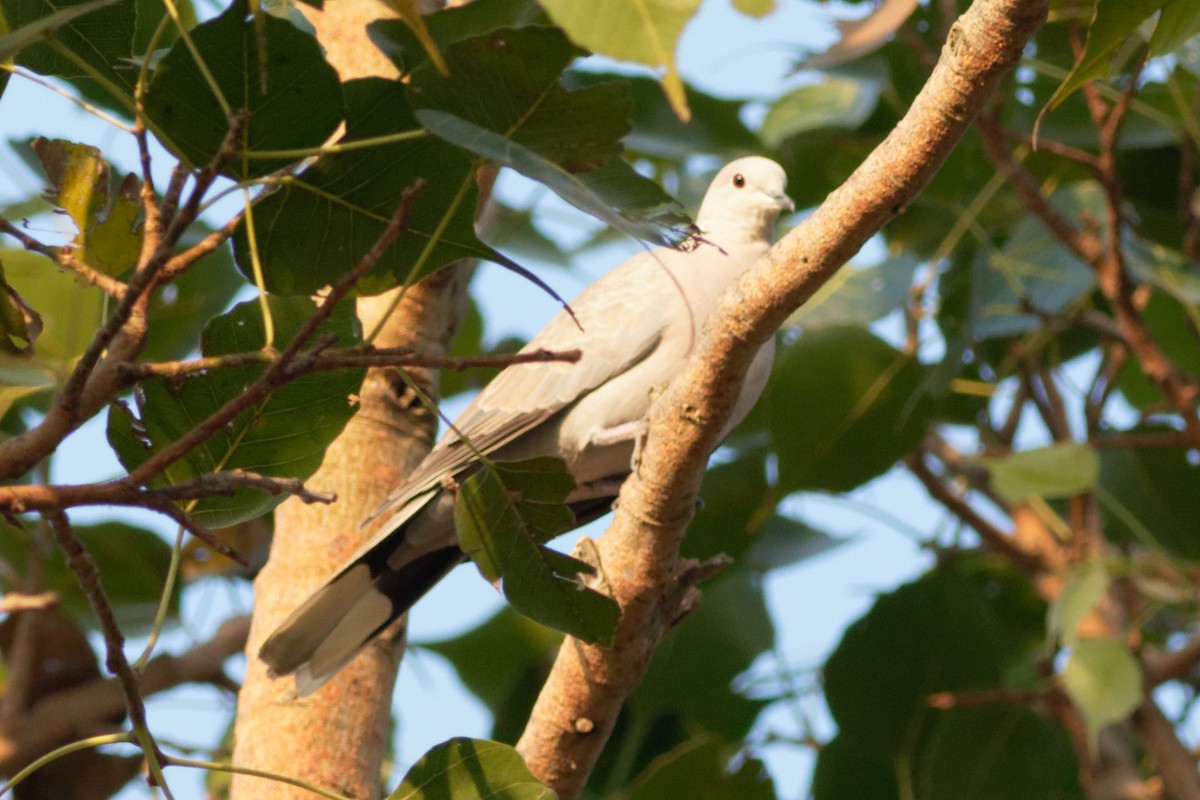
2, 0, 135, 93
368, 0, 548, 74
824, 564, 1006, 757
1098, 436, 1200, 559
107, 297, 364, 527
918, 706, 1082, 800
144, 0, 342, 179
633, 571, 774, 739
0, 258, 41, 355
769, 325, 933, 493
627, 736, 774, 800
455, 458, 618, 644
406, 26, 692, 246
812, 733, 899, 800
0, 0, 116, 61
0, 519, 178, 633
232, 78, 509, 295
787, 254, 919, 329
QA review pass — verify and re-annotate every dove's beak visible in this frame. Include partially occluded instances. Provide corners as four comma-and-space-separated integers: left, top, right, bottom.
776, 193, 795, 214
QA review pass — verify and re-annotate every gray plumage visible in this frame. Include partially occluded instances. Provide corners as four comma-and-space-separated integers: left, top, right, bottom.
260, 157, 794, 693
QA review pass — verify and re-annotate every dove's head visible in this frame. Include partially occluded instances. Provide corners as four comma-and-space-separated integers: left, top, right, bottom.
695, 157, 794, 241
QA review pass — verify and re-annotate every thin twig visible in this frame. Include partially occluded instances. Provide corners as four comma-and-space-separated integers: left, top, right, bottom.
117, 346, 580, 382
40, 509, 173, 797
906, 452, 1044, 573
0, 592, 57, 614
0, 219, 127, 299
122, 181, 427, 490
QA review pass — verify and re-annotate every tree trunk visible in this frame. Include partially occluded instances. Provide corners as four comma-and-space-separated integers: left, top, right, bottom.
230, 3, 466, 797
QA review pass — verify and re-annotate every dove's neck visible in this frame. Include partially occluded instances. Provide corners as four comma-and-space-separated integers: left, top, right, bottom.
695, 204, 780, 246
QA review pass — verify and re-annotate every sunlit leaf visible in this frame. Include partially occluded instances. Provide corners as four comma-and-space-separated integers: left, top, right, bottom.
1062, 637, 1142, 748
388, 738, 554, 800
786, 255, 919, 329
536, 0, 700, 120
981, 442, 1099, 505
30, 138, 142, 275
1046, 561, 1109, 646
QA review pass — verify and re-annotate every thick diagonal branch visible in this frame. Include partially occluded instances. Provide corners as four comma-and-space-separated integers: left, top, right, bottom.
515, 0, 1049, 794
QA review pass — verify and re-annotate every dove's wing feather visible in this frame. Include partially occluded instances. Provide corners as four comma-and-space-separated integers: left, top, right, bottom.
362, 247, 670, 529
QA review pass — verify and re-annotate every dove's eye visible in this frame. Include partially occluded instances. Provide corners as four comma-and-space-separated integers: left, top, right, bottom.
733, 173, 745, 188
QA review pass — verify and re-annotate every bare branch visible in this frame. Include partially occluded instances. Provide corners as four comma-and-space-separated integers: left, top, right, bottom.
0, 219, 127, 299
117, 346, 581, 382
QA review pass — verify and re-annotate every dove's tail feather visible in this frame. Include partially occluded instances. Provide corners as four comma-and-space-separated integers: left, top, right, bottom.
259, 542, 463, 695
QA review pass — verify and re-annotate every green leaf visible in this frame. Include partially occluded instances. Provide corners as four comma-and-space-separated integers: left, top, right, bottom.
969, 186, 1100, 340
627, 736, 775, 800
1062, 637, 1143, 748
29, 138, 143, 276
1098, 436, 1200, 559
455, 458, 618, 645
388, 738, 554, 800
1, 0, 136, 93
536, 0, 701, 121
1114, 290, 1200, 409
812, 733, 899, 800
0, 0, 116, 61
142, 221, 247, 361
1046, 561, 1109, 647
787, 254, 919, 329
231, 78, 509, 295
368, 0, 549, 75
144, 0, 343, 179
760, 73, 882, 148
981, 442, 1100, 505
917, 706, 1083, 800
107, 297, 365, 527
1151, 0, 1200, 57
0, 258, 41, 355
406, 26, 692, 246
1041, 0, 1165, 117
769, 325, 933, 493
0, 519, 179, 634
0, 248, 104, 368
823, 565, 1005, 757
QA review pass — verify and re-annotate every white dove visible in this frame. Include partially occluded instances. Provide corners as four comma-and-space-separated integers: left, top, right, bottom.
261, 157, 794, 692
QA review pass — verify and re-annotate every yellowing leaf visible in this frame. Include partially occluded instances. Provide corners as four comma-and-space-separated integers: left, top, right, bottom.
981, 442, 1100, 504
1062, 637, 1142, 749
536, 0, 701, 121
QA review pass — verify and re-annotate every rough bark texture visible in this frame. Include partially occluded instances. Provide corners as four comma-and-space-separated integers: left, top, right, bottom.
230, 1, 467, 797
515, 0, 1050, 795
